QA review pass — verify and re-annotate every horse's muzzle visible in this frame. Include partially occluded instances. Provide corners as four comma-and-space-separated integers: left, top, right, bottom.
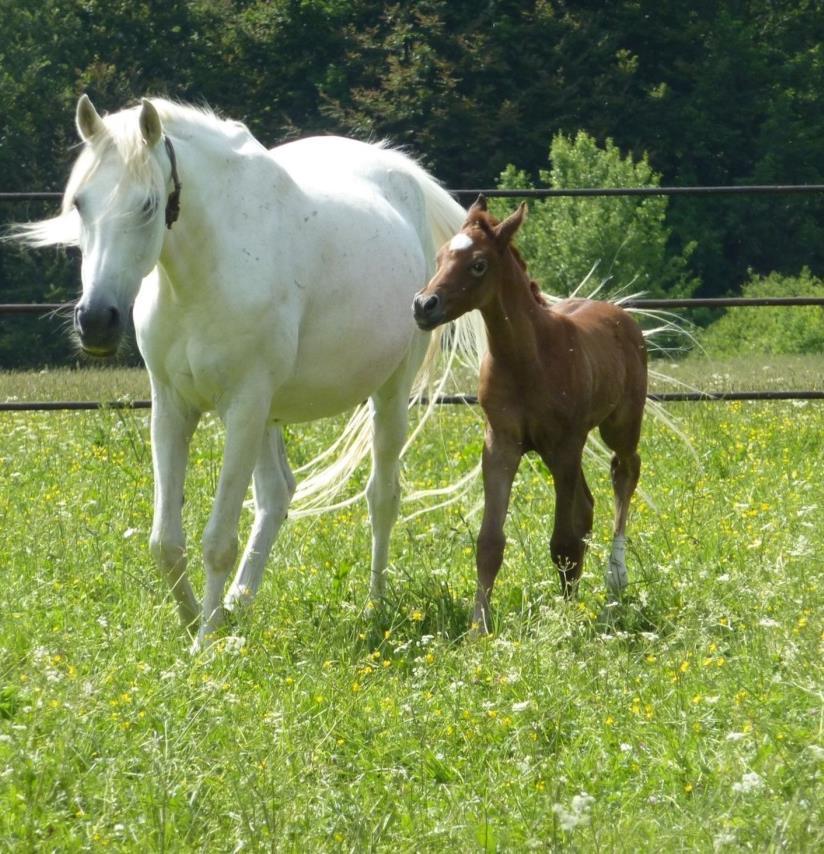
74, 300, 123, 357
412, 292, 444, 331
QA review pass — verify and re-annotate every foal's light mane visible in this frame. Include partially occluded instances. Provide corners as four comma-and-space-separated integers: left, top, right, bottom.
13, 99, 254, 249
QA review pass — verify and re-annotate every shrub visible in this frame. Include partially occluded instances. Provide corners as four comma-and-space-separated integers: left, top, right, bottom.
495, 131, 698, 299
700, 269, 824, 356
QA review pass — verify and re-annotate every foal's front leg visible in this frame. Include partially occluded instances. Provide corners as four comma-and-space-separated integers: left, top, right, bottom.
195, 392, 271, 651
544, 443, 594, 597
474, 430, 521, 634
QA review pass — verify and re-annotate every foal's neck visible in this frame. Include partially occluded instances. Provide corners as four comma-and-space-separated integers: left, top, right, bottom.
481, 253, 550, 369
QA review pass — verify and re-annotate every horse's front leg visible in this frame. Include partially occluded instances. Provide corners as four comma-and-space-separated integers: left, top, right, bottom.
195, 392, 271, 651
148, 383, 200, 634
474, 429, 521, 634
225, 426, 296, 612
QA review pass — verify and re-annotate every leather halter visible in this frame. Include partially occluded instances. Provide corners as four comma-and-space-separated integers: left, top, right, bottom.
163, 136, 182, 229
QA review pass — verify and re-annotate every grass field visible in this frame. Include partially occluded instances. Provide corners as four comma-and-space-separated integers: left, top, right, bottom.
1, 361, 822, 851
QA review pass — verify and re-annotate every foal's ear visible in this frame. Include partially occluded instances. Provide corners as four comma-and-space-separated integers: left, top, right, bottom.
76, 94, 105, 142
139, 98, 163, 147
467, 193, 488, 218
495, 202, 527, 247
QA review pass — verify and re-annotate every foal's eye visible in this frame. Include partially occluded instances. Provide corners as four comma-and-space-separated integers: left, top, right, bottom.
470, 258, 488, 277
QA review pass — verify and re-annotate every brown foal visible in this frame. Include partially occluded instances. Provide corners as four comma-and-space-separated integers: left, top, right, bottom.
412, 196, 648, 633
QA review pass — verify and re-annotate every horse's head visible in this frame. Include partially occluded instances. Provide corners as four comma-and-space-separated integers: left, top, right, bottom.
413, 195, 527, 330
69, 95, 181, 356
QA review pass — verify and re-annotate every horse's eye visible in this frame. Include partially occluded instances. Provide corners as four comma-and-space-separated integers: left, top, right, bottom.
140, 196, 158, 218
470, 258, 488, 277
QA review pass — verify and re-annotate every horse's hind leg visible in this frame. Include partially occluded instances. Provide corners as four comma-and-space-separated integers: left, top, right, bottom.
605, 449, 641, 599
148, 384, 200, 633
225, 426, 296, 613
366, 335, 427, 600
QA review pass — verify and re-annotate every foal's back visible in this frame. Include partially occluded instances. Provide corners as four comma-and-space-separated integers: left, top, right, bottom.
521, 297, 647, 435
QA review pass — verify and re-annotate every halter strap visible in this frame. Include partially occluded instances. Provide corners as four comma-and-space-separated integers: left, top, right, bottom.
163, 136, 182, 229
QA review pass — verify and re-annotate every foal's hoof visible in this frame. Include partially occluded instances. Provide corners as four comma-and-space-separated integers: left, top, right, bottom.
605, 561, 629, 599
596, 600, 623, 632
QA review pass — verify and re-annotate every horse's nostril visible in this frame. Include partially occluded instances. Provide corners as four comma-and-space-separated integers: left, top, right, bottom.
107, 306, 120, 329
423, 295, 439, 313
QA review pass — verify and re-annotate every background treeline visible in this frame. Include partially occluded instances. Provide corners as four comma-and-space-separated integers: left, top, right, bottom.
2, 0, 824, 367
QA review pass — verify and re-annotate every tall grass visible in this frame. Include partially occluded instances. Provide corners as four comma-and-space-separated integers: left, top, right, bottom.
0, 367, 821, 850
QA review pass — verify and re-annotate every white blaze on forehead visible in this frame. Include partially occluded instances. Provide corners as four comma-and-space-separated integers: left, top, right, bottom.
448, 232, 474, 252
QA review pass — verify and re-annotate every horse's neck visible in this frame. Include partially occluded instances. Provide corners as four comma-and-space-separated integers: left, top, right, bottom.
156, 127, 282, 296
481, 261, 551, 371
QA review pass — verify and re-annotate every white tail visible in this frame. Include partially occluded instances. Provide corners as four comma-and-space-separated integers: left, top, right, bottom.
290, 163, 487, 517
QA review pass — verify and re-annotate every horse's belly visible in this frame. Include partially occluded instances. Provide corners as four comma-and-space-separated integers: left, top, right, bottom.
269, 325, 416, 422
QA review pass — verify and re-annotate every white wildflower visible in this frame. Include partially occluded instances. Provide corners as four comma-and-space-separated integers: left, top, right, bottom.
732, 771, 764, 794
553, 791, 595, 832
224, 635, 246, 654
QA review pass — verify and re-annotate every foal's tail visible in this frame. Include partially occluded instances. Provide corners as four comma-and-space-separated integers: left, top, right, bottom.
289, 157, 486, 516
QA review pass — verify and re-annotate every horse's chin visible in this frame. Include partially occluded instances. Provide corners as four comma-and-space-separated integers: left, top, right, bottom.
79, 342, 120, 359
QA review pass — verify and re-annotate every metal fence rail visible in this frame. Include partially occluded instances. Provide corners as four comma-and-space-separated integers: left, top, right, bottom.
5, 184, 824, 203
4, 389, 824, 413
4, 181, 824, 411
6, 296, 824, 316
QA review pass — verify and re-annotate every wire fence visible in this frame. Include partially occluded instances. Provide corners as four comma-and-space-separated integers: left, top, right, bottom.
3, 182, 824, 412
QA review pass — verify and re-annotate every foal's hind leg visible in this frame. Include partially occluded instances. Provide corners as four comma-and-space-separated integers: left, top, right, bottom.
599, 410, 643, 599
543, 441, 594, 597
605, 450, 641, 599
224, 426, 296, 612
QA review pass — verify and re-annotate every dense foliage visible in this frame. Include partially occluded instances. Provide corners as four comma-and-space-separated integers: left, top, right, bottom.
2, 1, 824, 365
700, 269, 824, 356
496, 131, 698, 299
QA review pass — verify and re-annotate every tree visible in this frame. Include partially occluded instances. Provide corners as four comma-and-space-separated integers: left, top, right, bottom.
496, 131, 698, 299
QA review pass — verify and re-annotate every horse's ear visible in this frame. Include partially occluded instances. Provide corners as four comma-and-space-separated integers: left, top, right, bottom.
76, 94, 105, 142
139, 98, 163, 147
495, 202, 527, 247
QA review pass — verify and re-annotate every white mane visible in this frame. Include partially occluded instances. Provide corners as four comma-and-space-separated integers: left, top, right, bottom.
10, 99, 256, 249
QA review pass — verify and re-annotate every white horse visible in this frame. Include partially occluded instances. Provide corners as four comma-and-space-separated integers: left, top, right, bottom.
18, 95, 480, 650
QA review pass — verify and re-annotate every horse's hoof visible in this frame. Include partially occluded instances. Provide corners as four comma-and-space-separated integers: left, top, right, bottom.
224, 584, 254, 614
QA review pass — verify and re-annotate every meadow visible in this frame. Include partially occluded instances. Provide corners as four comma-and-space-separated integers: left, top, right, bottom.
1, 360, 822, 851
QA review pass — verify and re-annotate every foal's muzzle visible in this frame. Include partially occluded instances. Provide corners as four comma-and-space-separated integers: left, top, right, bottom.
74, 300, 124, 357
412, 292, 444, 330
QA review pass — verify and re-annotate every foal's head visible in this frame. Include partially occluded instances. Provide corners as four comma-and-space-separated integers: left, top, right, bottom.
413, 195, 527, 330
